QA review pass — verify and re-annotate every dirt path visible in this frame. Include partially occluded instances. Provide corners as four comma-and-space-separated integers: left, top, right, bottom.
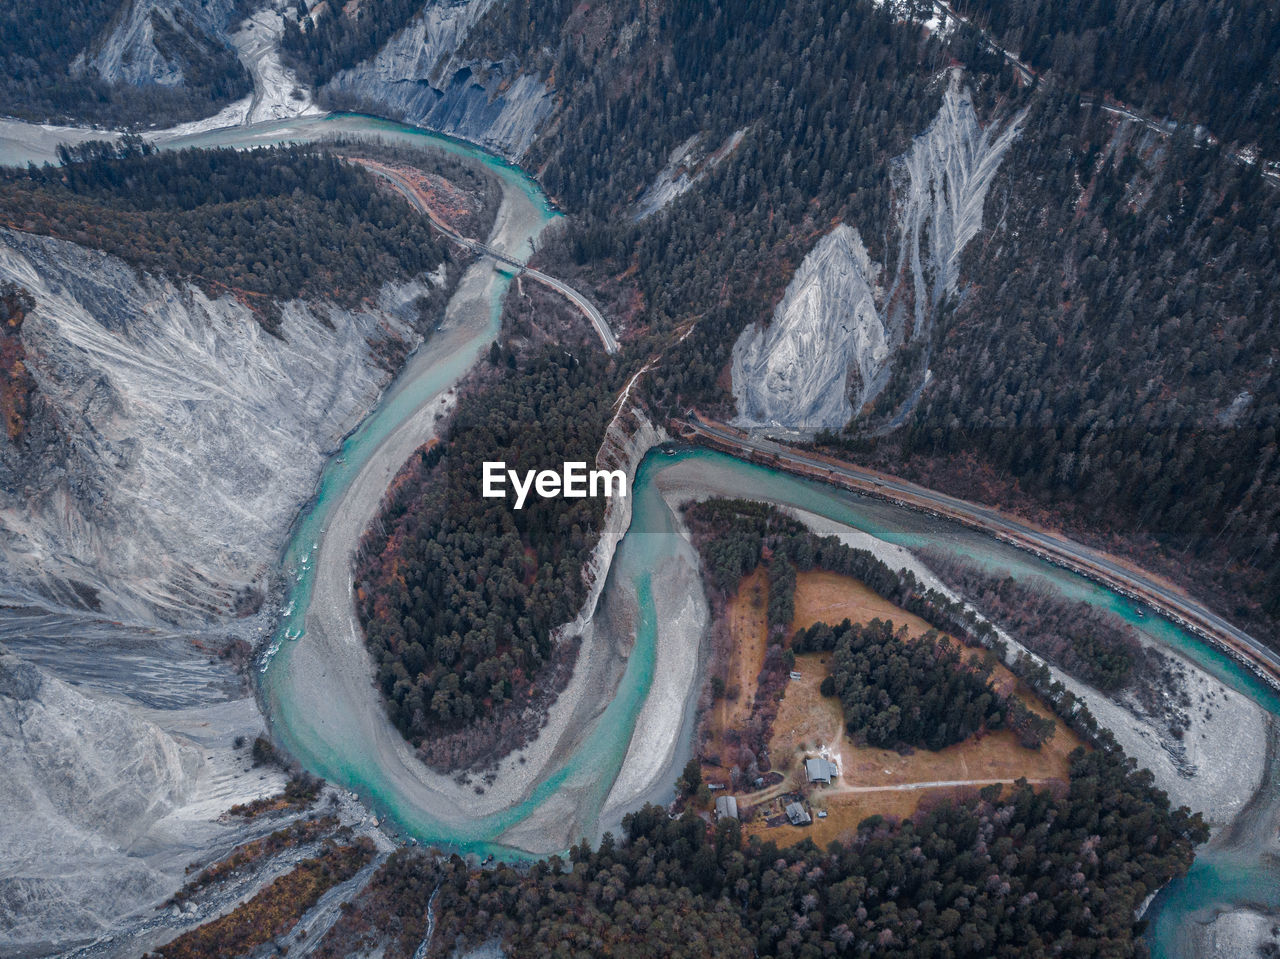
833, 777, 1054, 794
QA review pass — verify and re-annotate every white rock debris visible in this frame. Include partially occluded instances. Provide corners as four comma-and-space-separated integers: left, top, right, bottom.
147, 0, 322, 140
732, 73, 1023, 430
732, 224, 887, 429
0, 647, 199, 948
634, 127, 749, 220
893, 74, 1024, 344
73, 0, 242, 89
0, 229, 440, 625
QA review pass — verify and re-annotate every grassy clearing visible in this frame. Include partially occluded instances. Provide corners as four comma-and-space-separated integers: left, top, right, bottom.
700, 567, 769, 785
741, 571, 1082, 849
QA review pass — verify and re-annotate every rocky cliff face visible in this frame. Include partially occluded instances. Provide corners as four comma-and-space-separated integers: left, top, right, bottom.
322, 0, 555, 160
0, 229, 441, 626
732, 74, 1023, 430
890, 75, 1024, 346
732, 224, 887, 429
557, 403, 668, 641
74, 0, 243, 88
0, 646, 199, 949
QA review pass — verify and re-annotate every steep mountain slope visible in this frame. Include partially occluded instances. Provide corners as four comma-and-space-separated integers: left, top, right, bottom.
0, 228, 441, 625
732, 224, 886, 428
955, 0, 1280, 154
74, 0, 243, 89
891, 78, 1024, 354
0, 0, 250, 126
894, 89, 1280, 635
0, 139, 493, 955
318, 0, 554, 159
731, 78, 1022, 430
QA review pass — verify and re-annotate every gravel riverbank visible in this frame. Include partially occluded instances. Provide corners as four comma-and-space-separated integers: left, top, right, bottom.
646, 455, 1270, 827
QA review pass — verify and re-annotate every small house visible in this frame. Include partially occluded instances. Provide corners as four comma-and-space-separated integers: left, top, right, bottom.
789, 671, 803, 680
785, 802, 812, 826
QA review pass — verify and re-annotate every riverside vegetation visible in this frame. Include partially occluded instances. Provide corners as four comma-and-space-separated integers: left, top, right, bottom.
877, 89, 1280, 641
355, 347, 619, 770
0, 138, 460, 332
0, 140, 459, 332
685, 500, 1056, 758
148, 836, 376, 959
286, 0, 1280, 647
312, 495, 1206, 957
317, 749, 1205, 959
921, 553, 1195, 737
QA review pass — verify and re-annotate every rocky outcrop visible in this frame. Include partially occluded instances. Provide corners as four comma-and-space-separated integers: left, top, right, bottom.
634, 128, 749, 220
732, 224, 887, 428
0, 646, 198, 950
891, 75, 1024, 344
74, 0, 243, 89
322, 0, 555, 160
731, 73, 1023, 431
0, 229, 442, 626
557, 403, 668, 641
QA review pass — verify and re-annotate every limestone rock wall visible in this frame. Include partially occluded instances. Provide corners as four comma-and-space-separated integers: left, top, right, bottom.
732, 224, 887, 429
0, 229, 441, 626
732, 74, 1024, 431
75, 0, 244, 89
322, 0, 555, 160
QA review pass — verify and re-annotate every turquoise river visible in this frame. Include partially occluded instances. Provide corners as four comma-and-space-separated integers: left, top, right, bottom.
1, 111, 1270, 957
242, 117, 1277, 959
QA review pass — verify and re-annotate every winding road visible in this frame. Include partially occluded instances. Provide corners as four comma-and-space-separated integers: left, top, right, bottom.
357, 160, 619, 353
685, 416, 1280, 686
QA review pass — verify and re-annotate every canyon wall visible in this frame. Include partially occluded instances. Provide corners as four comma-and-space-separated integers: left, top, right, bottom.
322, 0, 555, 160
0, 228, 442, 626
75, 0, 244, 89
732, 75, 1023, 431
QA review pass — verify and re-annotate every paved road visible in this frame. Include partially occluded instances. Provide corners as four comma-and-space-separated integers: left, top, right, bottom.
360, 161, 619, 353
687, 417, 1280, 683
521, 265, 620, 353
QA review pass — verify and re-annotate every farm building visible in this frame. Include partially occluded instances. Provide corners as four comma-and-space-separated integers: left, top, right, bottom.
715, 795, 739, 820
805, 757, 838, 785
